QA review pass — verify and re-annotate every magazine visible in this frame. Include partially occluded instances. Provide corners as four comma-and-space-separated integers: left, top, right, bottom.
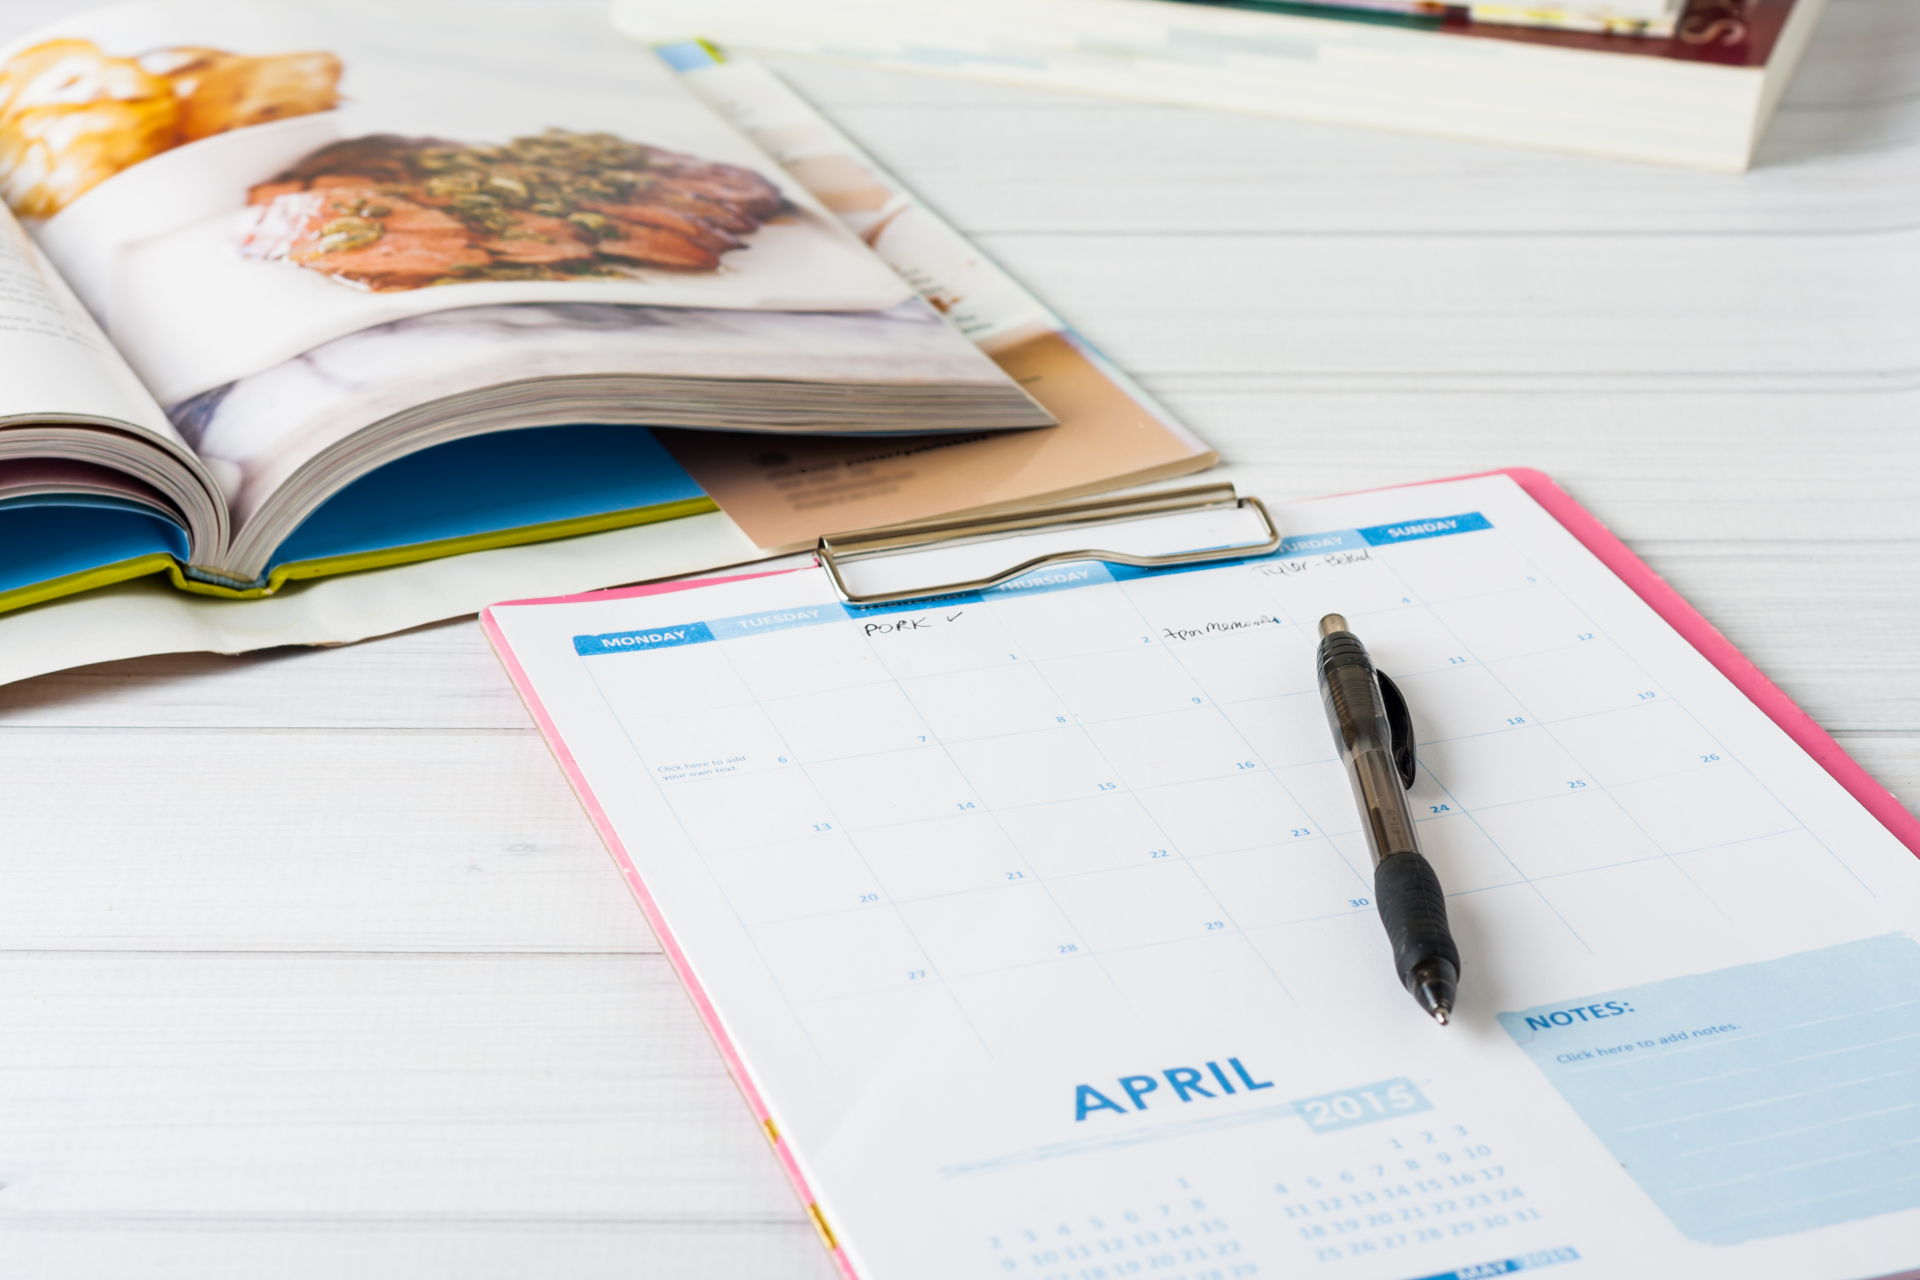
0, 0, 1059, 613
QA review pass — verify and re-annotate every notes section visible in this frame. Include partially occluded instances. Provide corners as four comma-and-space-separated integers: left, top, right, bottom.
1499, 935, 1920, 1244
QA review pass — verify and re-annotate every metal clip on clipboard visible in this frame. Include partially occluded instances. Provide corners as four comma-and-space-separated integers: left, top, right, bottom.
817, 484, 1281, 606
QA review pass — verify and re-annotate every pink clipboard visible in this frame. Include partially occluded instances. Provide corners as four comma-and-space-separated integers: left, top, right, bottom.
481, 466, 1919, 1280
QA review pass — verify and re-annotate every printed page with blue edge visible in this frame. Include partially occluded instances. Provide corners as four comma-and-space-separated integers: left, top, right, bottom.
486, 471, 1920, 1280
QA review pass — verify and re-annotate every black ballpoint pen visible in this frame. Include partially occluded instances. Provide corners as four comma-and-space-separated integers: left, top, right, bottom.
1315, 613, 1462, 1024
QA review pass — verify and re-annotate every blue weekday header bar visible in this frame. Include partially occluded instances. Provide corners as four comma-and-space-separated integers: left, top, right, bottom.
573, 512, 1490, 655
574, 621, 715, 655
1357, 512, 1491, 545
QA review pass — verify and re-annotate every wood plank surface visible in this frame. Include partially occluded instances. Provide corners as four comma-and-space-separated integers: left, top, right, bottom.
0, 0, 1914, 1276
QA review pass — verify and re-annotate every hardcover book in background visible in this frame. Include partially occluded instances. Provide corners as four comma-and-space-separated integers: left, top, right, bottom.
610, 0, 1827, 171
0, 5, 1213, 683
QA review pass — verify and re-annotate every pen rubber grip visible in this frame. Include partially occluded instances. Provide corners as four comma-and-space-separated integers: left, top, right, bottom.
1374, 852, 1461, 991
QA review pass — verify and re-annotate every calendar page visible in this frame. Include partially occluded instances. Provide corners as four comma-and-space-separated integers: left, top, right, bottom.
486, 473, 1920, 1280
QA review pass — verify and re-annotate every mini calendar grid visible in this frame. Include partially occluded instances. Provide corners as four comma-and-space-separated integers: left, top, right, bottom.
568, 509, 1874, 1067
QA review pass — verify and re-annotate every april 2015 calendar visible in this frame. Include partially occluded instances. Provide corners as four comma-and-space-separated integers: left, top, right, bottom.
485, 472, 1920, 1280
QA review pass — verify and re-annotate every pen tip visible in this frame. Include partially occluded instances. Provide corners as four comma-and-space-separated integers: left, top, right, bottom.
1410, 961, 1458, 1026
1319, 613, 1348, 638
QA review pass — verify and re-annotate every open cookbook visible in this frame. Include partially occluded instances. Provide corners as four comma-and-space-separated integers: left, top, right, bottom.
0, 1, 1212, 629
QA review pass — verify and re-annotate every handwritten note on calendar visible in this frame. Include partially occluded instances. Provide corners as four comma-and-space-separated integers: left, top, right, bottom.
486, 473, 1920, 1280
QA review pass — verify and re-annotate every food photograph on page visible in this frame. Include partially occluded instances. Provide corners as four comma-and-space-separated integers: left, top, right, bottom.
0, 38, 344, 218
239, 128, 786, 288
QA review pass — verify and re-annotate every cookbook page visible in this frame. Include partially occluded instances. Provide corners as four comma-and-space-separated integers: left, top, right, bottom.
5, 0, 913, 407
488, 472, 1920, 1280
0, 207, 179, 441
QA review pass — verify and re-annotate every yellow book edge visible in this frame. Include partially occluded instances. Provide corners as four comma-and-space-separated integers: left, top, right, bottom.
0, 496, 719, 617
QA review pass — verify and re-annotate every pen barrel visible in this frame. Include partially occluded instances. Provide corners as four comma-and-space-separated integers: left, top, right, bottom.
1318, 632, 1421, 861
1317, 634, 1393, 756
1350, 749, 1422, 860
1374, 851, 1461, 993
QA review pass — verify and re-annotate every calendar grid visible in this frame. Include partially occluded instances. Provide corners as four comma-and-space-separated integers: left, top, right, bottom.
575, 674, 1793, 803
946, 578, 1307, 1010
1476, 543, 1881, 902
1377, 563, 1739, 928
839, 600, 1150, 1031
582, 654, 843, 1064
1373, 527, 1862, 918
1241, 550, 1599, 952
1296, 527, 1864, 950
713, 632, 1006, 1056
749, 822, 1820, 936
571, 510, 1874, 1060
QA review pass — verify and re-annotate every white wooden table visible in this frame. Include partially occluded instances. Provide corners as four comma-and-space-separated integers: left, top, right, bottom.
2, 2, 1916, 1275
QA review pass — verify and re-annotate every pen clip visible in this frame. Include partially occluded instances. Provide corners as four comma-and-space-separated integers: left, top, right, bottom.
1375, 670, 1417, 791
